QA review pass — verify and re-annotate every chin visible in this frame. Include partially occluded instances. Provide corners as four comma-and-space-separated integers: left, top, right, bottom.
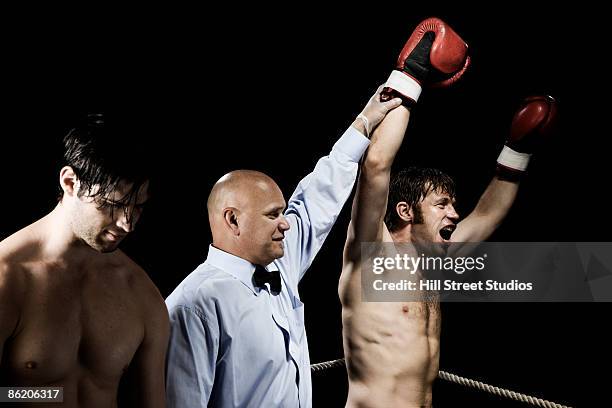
99, 246, 119, 254
89, 237, 120, 253
95, 243, 119, 253
268, 246, 284, 261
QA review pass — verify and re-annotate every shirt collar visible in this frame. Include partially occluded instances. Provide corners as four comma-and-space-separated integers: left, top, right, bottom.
205, 245, 279, 294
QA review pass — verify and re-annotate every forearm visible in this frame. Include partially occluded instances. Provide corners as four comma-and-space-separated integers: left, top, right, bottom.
363, 106, 410, 171
472, 176, 520, 222
453, 176, 520, 243
0, 279, 18, 364
347, 107, 410, 245
282, 126, 370, 275
351, 164, 391, 226
287, 126, 369, 221
483, 95, 557, 225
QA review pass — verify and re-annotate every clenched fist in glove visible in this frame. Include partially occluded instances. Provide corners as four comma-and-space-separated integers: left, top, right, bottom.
496, 95, 558, 180
381, 17, 470, 107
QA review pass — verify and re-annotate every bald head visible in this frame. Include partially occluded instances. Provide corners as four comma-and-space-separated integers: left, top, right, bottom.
207, 170, 289, 265
207, 170, 279, 218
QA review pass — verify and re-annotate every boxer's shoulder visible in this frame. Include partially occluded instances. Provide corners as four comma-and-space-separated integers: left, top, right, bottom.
0, 222, 41, 264
105, 249, 147, 281
0, 233, 30, 303
103, 249, 165, 308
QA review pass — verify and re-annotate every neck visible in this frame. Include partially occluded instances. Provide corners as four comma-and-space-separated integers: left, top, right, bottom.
212, 239, 246, 261
212, 239, 268, 266
390, 225, 413, 244
37, 204, 97, 264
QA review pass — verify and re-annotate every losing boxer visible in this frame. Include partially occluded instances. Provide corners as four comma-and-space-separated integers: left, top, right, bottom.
0, 114, 169, 407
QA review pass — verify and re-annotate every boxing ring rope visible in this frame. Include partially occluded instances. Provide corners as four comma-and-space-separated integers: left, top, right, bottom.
311, 358, 572, 408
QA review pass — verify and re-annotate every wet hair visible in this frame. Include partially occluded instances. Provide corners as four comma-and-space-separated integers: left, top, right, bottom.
384, 167, 456, 232
58, 113, 150, 220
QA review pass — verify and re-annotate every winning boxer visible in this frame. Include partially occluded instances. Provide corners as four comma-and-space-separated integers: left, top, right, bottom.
338, 17, 557, 407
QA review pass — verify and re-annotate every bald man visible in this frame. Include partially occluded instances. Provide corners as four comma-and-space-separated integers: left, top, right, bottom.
164, 89, 402, 407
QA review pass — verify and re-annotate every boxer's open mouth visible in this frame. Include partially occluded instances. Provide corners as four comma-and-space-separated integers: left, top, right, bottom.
439, 225, 456, 241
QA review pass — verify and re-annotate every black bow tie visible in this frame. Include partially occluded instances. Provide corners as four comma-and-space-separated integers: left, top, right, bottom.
252, 265, 281, 293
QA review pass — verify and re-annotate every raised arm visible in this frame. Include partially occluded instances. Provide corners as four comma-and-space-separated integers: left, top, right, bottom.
452, 96, 558, 243
345, 103, 411, 254
344, 17, 471, 261
278, 88, 401, 282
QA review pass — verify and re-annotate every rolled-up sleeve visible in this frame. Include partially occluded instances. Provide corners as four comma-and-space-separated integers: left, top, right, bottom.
281, 126, 370, 282
166, 305, 219, 408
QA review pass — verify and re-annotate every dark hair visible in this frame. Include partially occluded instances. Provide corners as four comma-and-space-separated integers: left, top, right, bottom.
384, 167, 456, 232
58, 113, 150, 215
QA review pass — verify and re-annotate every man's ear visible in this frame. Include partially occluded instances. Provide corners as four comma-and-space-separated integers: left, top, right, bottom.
222, 207, 241, 236
59, 166, 78, 197
396, 201, 413, 224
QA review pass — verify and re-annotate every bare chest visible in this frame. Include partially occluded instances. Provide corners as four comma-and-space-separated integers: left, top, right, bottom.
3, 272, 144, 386
348, 299, 440, 335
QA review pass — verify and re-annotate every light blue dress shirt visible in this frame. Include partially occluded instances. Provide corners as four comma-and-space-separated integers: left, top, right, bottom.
165, 127, 369, 408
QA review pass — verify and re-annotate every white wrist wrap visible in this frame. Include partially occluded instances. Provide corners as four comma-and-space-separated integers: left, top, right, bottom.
384, 70, 422, 102
497, 145, 531, 171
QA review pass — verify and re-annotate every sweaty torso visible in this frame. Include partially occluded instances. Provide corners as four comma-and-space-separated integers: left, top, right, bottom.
339, 227, 440, 408
0, 230, 146, 408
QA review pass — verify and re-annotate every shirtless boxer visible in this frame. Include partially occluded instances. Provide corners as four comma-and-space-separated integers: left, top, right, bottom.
0, 115, 169, 407
338, 18, 557, 407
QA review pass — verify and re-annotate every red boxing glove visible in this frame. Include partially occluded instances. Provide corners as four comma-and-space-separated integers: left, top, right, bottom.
381, 17, 470, 106
496, 95, 558, 178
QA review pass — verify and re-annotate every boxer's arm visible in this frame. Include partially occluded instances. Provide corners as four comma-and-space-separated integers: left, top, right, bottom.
124, 294, 170, 408
451, 177, 519, 243
165, 306, 219, 407
345, 106, 411, 260
452, 96, 557, 244
0, 264, 19, 364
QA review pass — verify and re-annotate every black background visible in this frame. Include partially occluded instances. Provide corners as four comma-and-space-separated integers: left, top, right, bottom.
0, 3, 609, 407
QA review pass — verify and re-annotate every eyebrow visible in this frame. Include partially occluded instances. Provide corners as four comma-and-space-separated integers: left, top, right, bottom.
265, 205, 286, 213
435, 197, 455, 205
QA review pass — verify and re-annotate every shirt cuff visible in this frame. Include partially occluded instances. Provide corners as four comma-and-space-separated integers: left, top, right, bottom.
331, 126, 370, 163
